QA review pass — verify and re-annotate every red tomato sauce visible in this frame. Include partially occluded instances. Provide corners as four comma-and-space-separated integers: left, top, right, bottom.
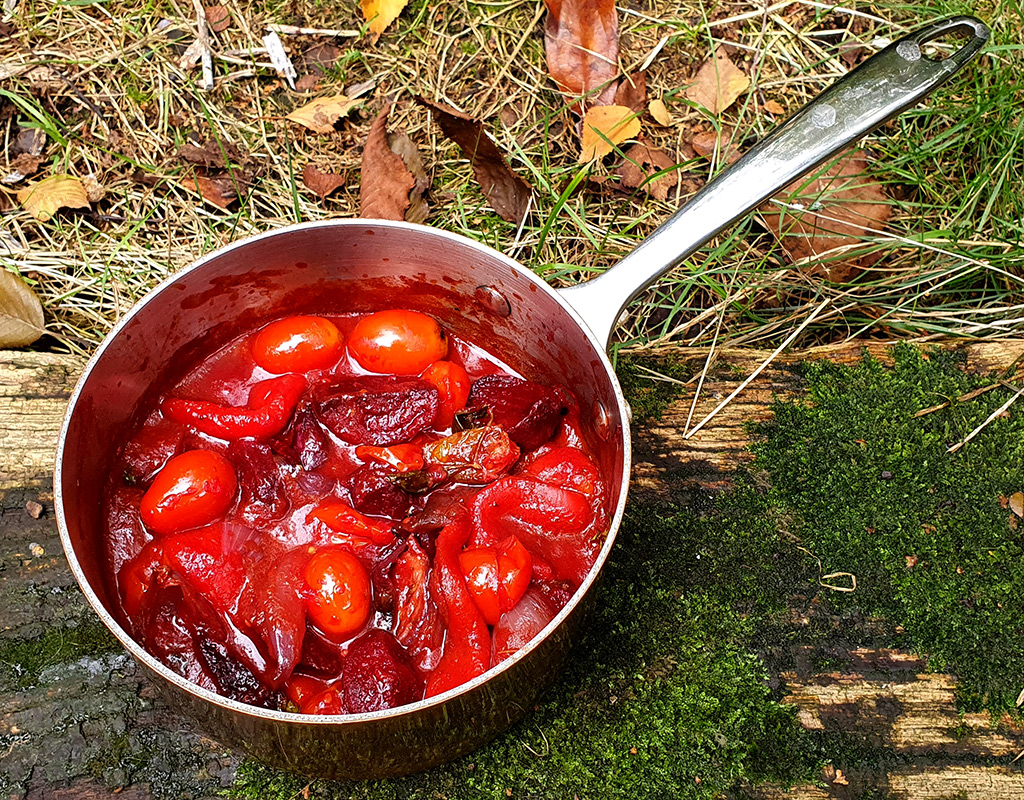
102, 311, 610, 714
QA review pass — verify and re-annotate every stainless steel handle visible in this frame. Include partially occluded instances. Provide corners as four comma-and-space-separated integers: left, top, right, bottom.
559, 15, 990, 348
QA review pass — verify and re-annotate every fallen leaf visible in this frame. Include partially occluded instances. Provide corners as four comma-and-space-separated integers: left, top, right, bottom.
295, 74, 320, 93
16, 174, 90, 221
685, 47, 750, 115
15, 128, 47, 157
832, 769, 850, 786
616, 141, 676, 201
204, 5, 231, 33
614, 71, 646, 113
648, 97, 672, 126
177, 139, 244, 169
0, 268, 45, 347
182, 174, 242, 208
298, 43, 341, 79
82, 174, 105, 203
763, 99, 785, 115
302, 164, 346, 200
1009, 491, 1024, 518
2, 153, 42, 184
25, 500, 44, 519
286, 95, 361, 134
359, 104, 415, 221
691, 129, 741, 164
415, 97, 532, 224
580, 104, 640, 162
905, 555, 918, 569
388, 132, 430, 223
759, 149, 892, 282
361, 0, 410, 40
544, 0, 619, 108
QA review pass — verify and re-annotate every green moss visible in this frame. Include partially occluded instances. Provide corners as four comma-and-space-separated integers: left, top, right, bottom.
615, 354, 690, 421
0, 622, 120, 691
228, 343, 1024, 796
751, 344, 1024, 711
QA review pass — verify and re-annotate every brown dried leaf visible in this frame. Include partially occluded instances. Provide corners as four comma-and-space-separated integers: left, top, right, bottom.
388, 132, 430, 224
15, 128, 46, 157
361, 0, 410, 40
685, 47, 750, 115
178, 139, 243, 168
580, 104, 640, 162
295, 74, 320, 93
302, 164, 346, 200
286, 94, 361, 134
0, 268, 45, 347
16, 174, 91, 221
691, 129, 741, 164
648, 98, 672, 126
614, 71, 646, 113
415, 97, 532, 224
299, 43, 342, 76
760, 149, 892, 282
82, 174, 106, 203
204, 5, 231, 33
182, 174, 241, 209
359, 104, 415, 221
905, 555, 918, 569
2, 153, 42, 184
1009, 491, 1024, 518
616, 141, 676, 201
763, 99, 785, 116
544, 0, 619, 108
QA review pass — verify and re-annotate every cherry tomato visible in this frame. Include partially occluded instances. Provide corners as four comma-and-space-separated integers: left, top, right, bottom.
348, 310, 448, 375
304, 548, 372, 640
419, 360, 470, 429
252, 315, 343, 374
458, 535, 532, 626
140, 450, 237, 536
284, 675, 345, 715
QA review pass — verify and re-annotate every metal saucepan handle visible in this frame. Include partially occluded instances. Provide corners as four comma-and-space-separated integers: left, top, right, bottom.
559, 15, 989, 348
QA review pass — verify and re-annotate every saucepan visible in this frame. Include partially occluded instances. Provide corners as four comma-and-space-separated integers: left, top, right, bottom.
55, 17, 988, 779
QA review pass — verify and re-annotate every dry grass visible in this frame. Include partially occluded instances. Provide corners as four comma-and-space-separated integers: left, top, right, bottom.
1, 0, 1021, 356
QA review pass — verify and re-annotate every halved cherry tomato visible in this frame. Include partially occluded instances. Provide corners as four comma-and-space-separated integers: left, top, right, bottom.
140, 450, 237, 536
348, 310, 448, 375
354, 443, 424, 474
285, 674, 345, 715
458, 535, 532, 626
252, 315, 343, 374
307, 500, 396, 546
419, 360, 470, 429
304, 548, 372, 640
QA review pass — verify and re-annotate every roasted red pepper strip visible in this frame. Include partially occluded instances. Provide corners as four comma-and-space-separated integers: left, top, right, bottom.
162, 374, 306, 440
354, 443, 424, 473
307, 500, 396, 546
425, 513, 491, 697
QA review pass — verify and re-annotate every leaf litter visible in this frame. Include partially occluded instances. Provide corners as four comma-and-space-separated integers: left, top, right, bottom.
415, 97, 532, 225
684, 47, 750, 116
543, 0, 619, 108
580, 105, 641, 162
16, 175, 91, 221
359, 103, 416, 221
0, 269, 46, 348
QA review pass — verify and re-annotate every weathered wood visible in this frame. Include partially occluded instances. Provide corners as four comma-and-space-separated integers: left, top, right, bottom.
2, 343, 1022, 799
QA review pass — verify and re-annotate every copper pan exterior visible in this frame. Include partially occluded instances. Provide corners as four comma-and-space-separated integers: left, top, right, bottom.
54, 220, 631, 778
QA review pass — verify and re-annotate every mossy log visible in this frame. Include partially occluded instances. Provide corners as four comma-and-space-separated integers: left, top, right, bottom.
1, 343, 1022, 799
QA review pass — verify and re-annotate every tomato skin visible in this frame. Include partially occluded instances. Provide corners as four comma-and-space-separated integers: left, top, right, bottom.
348, 310, 448, 375
252, 316, 342, 374
419, 360, 470, 428
307, 500, 396, 546
304, 548, 372, 640
140, 450, 237, 536
458, 535, 532, 626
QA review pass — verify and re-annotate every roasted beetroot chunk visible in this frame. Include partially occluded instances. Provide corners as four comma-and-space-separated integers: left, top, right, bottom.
342, 629, 423, 713
316, 376, 439, 446
465, 375, 566, 451
228, 439, 289, 527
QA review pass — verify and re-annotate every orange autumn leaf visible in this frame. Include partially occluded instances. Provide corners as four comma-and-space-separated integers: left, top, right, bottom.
544, 0, 619, 108
685, 47, 750, 115
361, 0, 410, 40
580, 105, 640, 162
